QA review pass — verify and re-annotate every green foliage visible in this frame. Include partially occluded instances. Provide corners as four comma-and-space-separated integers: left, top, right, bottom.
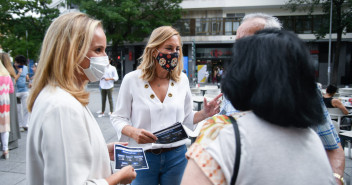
73, 0, 182, 57
284, 0, 352, 85
284, 0, 352, 38
0, 0, 59, 60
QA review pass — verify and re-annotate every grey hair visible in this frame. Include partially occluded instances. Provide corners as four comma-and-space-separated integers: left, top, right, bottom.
242, 13, 282, 29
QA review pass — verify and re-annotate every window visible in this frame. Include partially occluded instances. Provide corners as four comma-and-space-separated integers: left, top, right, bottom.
211, 18, 223, 35
224, 18, 240, 35
174, 19, 191, 36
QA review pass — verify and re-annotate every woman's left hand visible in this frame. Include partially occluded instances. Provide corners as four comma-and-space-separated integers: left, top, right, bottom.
107, 142, 128, 161
202, 93, 223, 117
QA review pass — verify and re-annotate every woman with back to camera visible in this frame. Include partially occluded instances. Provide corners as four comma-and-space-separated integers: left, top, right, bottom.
26, 12, 136, 185
0, 53, 21, 150
181, 29, 335, 185
110, 26, 222, 185
0, 56, 14, 159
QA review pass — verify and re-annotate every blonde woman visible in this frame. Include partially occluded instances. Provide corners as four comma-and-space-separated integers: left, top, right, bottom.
0, 56, 14, 159
110, 26, 222, 185
0, 53, 21, 150
26, 12, 136, 185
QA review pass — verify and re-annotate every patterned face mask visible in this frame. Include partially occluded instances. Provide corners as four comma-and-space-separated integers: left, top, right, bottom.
155, 49, 179, 72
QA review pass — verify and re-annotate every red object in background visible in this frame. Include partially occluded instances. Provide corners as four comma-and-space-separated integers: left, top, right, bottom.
349, 98, 352, 102
117, 56, 121, 60
310, 50, 319, 54
129, 51, 133, 61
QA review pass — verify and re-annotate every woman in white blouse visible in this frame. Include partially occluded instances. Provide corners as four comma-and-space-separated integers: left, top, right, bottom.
110, 26, 222, 185
26, 12, 136, 185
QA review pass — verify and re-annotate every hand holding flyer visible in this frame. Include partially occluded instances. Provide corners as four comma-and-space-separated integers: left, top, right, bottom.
153, 122, 188, 144
114, 144, 149, 170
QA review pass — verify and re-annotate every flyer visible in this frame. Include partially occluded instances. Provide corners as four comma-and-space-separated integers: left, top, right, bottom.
153, 122, 188, 144
114, 144, 149, 170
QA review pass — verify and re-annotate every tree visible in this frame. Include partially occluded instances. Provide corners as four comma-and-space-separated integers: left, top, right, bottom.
73, 0, 182, 60
285, 0, 352, 85
0, 0, 59, 61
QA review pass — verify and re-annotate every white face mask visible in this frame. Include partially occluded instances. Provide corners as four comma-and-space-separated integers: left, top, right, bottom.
79, 56, 109, 82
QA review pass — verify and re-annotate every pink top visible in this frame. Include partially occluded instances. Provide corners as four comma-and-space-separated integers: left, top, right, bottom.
0, 75, 13, 127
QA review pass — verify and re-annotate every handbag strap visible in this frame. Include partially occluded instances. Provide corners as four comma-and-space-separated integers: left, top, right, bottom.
228, 116, 241, 185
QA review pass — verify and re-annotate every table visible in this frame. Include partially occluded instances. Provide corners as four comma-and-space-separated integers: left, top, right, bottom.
193, 96, 204, 111
339, 131, 352, 158
192, 96, 214, 111
339, 88, 352, 96
198, 86, 219, 96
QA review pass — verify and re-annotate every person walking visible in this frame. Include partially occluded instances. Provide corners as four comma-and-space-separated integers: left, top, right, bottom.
26, 12, 136, 185
98, 57, 118, 117
13, 55, 29, 131
0, 56, 14, 159
0, 53, 20, 150
110, 26, 222, 185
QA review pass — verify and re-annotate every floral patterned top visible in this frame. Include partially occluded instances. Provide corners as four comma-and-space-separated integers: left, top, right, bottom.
186, 113, 244, 185
186, 111, 335, 185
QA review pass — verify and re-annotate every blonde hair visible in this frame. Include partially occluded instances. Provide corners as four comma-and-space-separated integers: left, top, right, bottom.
0, 59, 9, 76
138, 26, 183, 82
27, 12, 102, 112
0, 53, 16, 78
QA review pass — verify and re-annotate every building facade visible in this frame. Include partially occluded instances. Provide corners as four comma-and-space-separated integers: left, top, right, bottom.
121, 0, 352, 86
51, 0, 352, 86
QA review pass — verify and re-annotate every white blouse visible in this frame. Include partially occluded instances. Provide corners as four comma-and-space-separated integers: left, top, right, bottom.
99, 64, 118, 89
27, 86, 111, 185
110, 69, 196, 150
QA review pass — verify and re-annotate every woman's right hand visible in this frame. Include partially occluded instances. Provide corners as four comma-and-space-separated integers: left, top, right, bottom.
106, 165, 136, 185
131, 128, 158, 144
122, 125, 158, 144
118, 166, 137, 184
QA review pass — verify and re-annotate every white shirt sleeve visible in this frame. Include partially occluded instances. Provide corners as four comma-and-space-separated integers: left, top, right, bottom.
182, 74, 196, 129
40, 103, 108, 185
112, 66, 119, 81
110, 73, 132, 140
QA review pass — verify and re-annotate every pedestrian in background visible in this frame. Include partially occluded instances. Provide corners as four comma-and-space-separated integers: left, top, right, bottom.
28, 62, 37, 89
26, 12, 136, 185
97, 57, 118, 118
111, 26, 222, 185
13, 55, 29, 131
0, 55, 14, 159
0, 53, 20, 150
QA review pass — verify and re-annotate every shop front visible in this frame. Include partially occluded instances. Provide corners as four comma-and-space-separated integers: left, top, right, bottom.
195, 44, 232, 83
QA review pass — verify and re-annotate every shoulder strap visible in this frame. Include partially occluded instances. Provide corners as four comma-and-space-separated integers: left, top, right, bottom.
228, 116, 241, 185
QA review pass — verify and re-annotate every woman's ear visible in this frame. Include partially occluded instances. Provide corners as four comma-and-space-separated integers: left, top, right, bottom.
152, 49, 158, 58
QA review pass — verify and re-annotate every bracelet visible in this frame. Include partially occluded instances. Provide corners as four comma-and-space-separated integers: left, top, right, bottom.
333, 173, 344, 184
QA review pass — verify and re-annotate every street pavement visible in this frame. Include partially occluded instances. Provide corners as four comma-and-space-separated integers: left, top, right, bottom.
1, 83, 352, 184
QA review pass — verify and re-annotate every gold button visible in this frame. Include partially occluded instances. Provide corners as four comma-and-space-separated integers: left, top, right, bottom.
171, 82, 174, 86
168, 93, 172, 97
150, 94, 155, 99
145, 84, 149, 88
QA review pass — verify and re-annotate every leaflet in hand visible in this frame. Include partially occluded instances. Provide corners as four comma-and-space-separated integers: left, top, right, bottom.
114, 144, 149, 170
153, 122, 188, 144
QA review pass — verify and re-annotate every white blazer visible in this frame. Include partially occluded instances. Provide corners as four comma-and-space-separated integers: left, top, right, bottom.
110, 69, 196, 150
27, 86, 111, 185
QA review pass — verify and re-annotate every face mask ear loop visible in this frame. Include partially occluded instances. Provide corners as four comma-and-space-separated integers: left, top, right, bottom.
154, 49, 160, 59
